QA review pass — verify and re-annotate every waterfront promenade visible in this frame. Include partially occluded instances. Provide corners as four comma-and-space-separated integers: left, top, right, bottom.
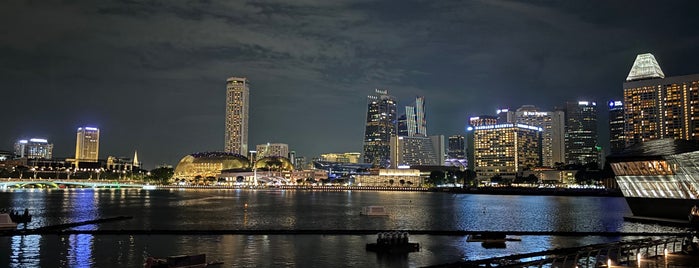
1, 178, 623, 197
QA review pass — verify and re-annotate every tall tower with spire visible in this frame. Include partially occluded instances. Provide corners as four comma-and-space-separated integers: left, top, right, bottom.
623, 53, 699, 147
133, 150, 140, 168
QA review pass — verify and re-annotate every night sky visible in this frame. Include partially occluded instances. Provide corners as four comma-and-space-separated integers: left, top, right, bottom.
2, 1, 699, 169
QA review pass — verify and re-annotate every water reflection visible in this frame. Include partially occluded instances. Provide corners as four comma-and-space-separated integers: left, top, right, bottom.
0, 189, 688, 267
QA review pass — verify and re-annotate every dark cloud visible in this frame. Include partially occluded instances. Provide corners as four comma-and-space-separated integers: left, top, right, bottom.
2, 0, 699, 168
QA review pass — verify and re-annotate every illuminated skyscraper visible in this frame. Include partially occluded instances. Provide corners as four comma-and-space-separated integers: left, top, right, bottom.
256, 143, 289, 158
75, 127, 100, 162
225, 77, 249, 155
389, 135, 443, 168
510, 105, 565, 167
623, 53, 699, 146
363, 89, 397, 167
397, 96, 427, 137
564, 101, 599, 166
472, 124, 541, 179
14, 138, 53, 159
447, 135, 465, 159
608, 100, 626, 154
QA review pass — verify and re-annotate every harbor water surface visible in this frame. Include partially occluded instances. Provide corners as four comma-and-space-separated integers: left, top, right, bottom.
0, 189, 683, 267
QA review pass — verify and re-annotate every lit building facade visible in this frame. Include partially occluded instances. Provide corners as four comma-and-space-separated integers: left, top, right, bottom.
225, 77, 249, 155
607, 139, 699, 220
623, 53, 699, 146
510, 105, 565, 167
397, 96, 427, 137
608, 100, 626, 154
14, 138, 53, 159
75, 127, 100, 162
472, 124, 541, 179
363, 89, 397, 167
320, 152, 361, 163
564, 101, 599, 166
256, 143, 289, 158
390, 136, 438, 168
447, 135, 465, 159
353, 168, 423, 187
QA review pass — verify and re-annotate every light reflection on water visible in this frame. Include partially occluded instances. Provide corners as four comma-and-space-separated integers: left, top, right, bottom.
0, 189, 686, 267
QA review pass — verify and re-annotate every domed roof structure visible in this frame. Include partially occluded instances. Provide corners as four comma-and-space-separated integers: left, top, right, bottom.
174, 152, 251, 180
254, 156, 294, 171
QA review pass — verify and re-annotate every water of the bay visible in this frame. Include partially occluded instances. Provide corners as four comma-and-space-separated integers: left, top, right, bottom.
0, 189, 683, 267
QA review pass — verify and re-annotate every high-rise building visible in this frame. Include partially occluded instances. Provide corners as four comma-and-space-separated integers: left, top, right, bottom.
14, 138, 53, 159
608, 100, 626, 154
363, 89, 397, 167
447, 135, 465, 159
564, 101, 599, 166
623, 53, 699, 146
75, 127, 100, 162
510, 105, 565, 167
472, 123, 541, 179
390, 135, 443, 168
397, 96, 427, 137
225, 77, 250, 155
256, 143, 289, 158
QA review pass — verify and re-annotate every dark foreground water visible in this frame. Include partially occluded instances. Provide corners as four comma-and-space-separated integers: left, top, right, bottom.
0, 189, 682, 267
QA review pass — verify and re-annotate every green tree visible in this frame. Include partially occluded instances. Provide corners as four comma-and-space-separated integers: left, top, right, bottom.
429, 171, 445, 185
147, 167, 174, 184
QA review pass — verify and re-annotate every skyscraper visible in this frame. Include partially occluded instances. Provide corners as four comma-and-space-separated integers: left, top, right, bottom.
75, 127, 100, 162
472, 123, 541, 179
389, 135, 442, 168
511, 105, 565, 167
363, 89, 397, 167
256, 143, 289, 158
608, 100, 625, 154
447, 135, 465, 159
225, 77, 250, 155
397, 96, 427, 137
564, 101, 599, 166
14, 138, 53, 159
623, 53, 699, 146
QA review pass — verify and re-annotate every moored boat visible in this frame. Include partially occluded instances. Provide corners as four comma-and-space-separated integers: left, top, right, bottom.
144, 254, 222, 268
365, 231, 420, 254
360, 206, 389, 216
0, 213, 18, 230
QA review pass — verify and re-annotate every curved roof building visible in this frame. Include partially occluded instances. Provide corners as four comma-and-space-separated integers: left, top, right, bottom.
174, 152, 251, 180
607, 139, 699, 220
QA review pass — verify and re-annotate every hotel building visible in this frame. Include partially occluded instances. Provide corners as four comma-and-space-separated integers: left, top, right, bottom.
363, 89, 397, 167
75, 127, 100, 162
390, 135, 444, 168
505, 105, 565, 167
225, 77, 250, 155
256, 143, 289, 158
14, 138, 53, 159
623, 53, 699, 146
472, 123, 541, 179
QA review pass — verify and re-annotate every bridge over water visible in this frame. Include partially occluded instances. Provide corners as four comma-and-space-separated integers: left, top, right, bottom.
0, 179, 146, 189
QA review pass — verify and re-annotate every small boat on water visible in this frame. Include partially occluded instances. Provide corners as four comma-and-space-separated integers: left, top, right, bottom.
365, 232, 420, 254
0, 213, 18, 230
144, 254, 223, 268
360, 206, 389, 216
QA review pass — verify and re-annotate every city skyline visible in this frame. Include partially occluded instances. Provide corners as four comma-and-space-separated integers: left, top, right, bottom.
2, 1, 699, 168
